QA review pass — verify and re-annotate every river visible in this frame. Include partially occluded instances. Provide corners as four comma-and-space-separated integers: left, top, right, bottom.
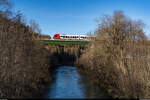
44, 66, 110, 99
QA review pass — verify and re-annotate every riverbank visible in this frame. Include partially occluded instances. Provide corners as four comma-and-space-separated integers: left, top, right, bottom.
0, 41, 52, 98
76, 11, 150, 98
77, 65, 112, 98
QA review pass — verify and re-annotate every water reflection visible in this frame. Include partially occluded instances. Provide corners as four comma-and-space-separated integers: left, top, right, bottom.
46, 66, 85, 99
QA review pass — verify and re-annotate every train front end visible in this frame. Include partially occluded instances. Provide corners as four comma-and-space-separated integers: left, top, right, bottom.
53, 34, 60, 39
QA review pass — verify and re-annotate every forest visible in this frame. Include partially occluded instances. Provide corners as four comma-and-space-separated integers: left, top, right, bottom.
1, 0, 150, 98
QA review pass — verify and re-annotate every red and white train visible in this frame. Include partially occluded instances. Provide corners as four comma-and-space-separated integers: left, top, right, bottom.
53, 34, 94, 41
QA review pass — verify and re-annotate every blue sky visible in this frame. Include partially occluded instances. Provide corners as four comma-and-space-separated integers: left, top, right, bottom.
11, 0, 150, 37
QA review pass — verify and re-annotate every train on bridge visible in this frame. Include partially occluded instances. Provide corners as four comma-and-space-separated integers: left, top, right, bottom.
53, 34, 95, 41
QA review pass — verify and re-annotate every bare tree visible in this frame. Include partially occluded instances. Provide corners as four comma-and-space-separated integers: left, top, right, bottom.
29, 19, 42, 40
0, 0, 51, 98
0, 0, 12, 18
79, 11, 150, 98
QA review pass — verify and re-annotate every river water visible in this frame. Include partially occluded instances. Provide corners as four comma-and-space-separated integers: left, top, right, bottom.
44, 66, 110, 99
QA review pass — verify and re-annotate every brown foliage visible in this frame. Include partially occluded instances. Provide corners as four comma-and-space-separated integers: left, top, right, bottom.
0, 2, 51, 98
78, 11, 150, 98
45, 44, 86, 66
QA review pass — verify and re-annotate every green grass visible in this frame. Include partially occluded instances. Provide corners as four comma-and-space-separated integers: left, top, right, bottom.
42, 40, 89, 45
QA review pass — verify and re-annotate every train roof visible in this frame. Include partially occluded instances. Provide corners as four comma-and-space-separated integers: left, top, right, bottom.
54, 34, 96, 37
60, 34, 88, 36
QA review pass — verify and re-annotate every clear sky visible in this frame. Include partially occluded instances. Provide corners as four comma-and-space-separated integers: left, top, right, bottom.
11, 0, 150, 37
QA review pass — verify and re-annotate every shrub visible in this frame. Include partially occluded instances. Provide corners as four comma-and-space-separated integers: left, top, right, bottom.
78, 11, 150, 98
0, 1, 51, 98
